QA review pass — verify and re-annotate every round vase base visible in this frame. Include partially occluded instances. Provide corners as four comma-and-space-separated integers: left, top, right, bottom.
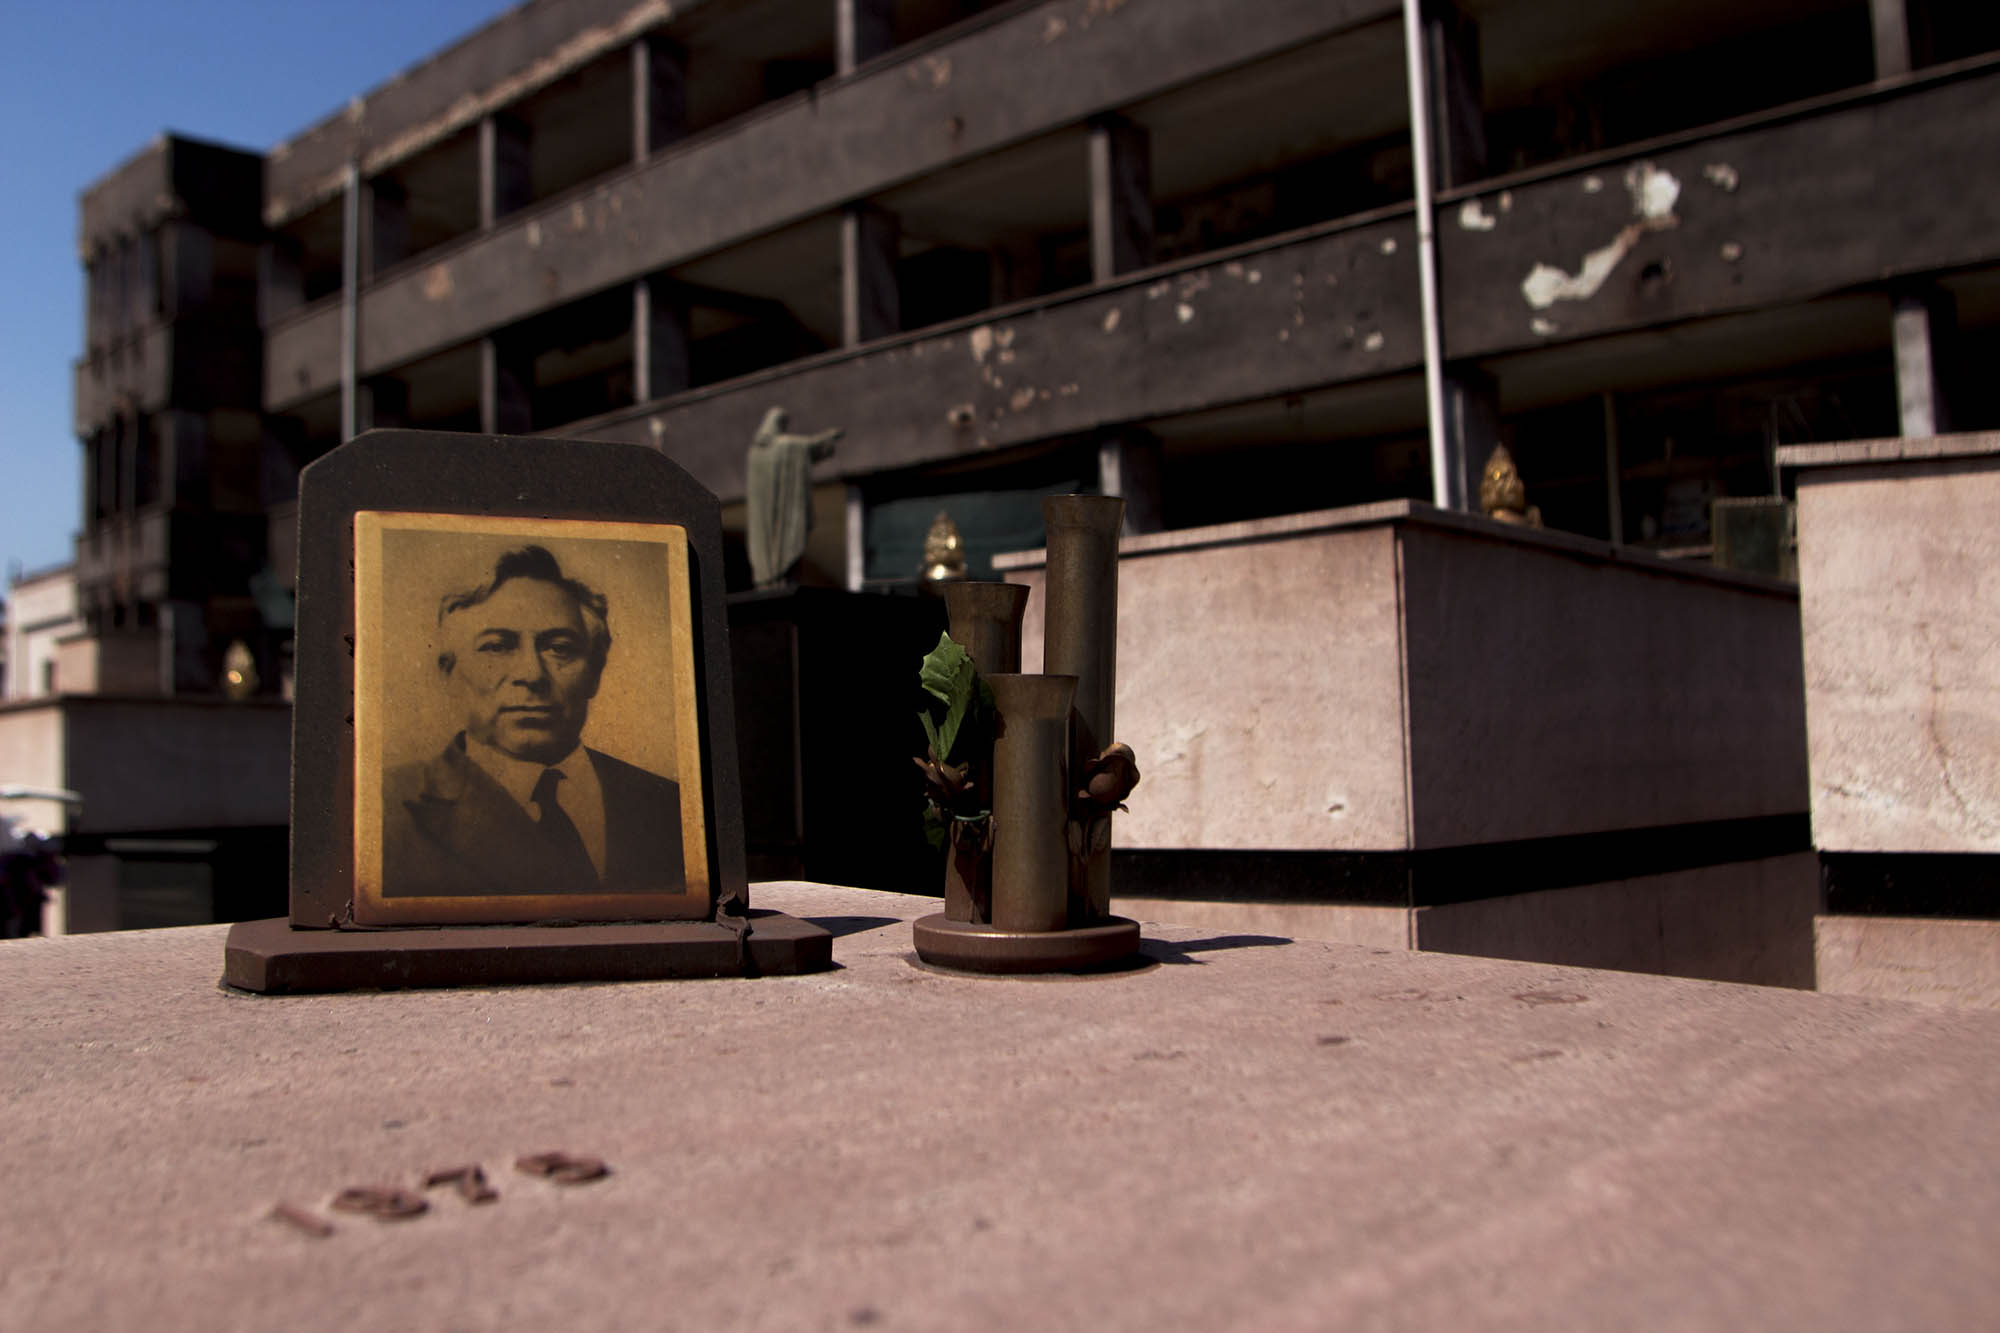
912, 913, 1143, 974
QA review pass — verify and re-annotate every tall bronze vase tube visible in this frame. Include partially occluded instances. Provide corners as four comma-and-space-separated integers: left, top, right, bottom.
1041, 495, 1124, 920
939, 582, 1030, 923
986, 673, 1076, 933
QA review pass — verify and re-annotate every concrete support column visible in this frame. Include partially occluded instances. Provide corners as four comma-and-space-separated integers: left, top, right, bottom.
844, 485, 866, 592
157, 409, 210, 508
157, 220, 209, 321
841, 206, 900, 347
1891, 284, 1956, 438
259, 238, 304, 326
165, 599, 207, 695
837, 0, 895, 75
632, 35, 688, 160
1088, 117, 1153, 283
480, 335, 534, 436
1097, 433, 1165, 535
357, 378, 410, 432
1871, 0, 1935, 77
362, 178, 408, 277
633, 275, 692, 403
1439, 366, 1498, 513
479, 114, 534, 229
1422, 0, 1487, 191
116, 413, 139, 518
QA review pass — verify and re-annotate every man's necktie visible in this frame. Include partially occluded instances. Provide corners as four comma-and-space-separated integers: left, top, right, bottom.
530, 768, 599, 886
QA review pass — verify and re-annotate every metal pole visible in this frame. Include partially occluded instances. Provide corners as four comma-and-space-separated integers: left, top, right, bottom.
340, 163, 360, 441
1402, 0, 1454, 510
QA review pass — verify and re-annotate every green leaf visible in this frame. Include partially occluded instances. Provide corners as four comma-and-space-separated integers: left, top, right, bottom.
921, 806, 947, 851
918, 632, 977, 760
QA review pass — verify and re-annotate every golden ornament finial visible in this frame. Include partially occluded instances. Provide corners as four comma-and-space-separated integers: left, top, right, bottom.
921, 511, 968, 584
1478, 444, 1542, 527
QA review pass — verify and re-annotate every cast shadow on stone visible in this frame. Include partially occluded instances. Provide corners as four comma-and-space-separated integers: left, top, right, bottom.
1140, 934, 1293, 966
804, 915, 902, 939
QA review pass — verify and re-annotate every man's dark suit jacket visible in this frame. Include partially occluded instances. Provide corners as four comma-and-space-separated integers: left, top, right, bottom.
381, 735, 685, 897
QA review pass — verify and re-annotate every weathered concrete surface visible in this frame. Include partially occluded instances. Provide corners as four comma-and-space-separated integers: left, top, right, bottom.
4, 882, 1996, 1331
264, 0, 1398, 409
1004, 501, 1807, 852
1438, 63, 2000, 360
1784, 435, 2000, 853
1816, 914, 2000, 1009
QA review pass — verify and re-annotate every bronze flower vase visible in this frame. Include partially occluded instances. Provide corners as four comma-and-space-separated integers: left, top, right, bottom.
938, 583, 1029, 924
1042, 494, 1123, 922
912, 497, 1141, 975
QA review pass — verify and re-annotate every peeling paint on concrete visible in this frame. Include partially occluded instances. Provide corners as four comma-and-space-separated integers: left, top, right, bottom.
946, 404, 975, 427
1530, 317, 1559, 336
1058, 384, 1079, 397
1101, 308, 1121, 333
1626, 161, 1681, 222
1277, 329, 1291, 341
1379, 237, 1398, 255
1363, 331, 1384, 351
924, 57, 953, 90
1458, 199, 1498, 231
1720, 241, 1744, 263
421, 264, 453, 301
1225, 261, 1244, 278
1498, 190, 1513, 213
968, 325, 994, 363
1703, 163, 1740, 192
1521, 161, 1681, 310
1042, 15, 1068, 42
998, 348, 1016, 365
995, 327, 1014, 349
569, 201, 589, 232
1176, 303, 1195, 323
1582, 175, 1604, 194
648, 416, 665, 443
1148, 281, 1171, 299
1009, 387, 1037, 411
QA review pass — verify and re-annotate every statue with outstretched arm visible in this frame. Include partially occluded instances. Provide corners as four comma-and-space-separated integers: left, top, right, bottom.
744, 406, 842, 588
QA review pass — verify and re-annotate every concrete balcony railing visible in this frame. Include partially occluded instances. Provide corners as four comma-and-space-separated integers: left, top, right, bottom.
562, 57, 2000, 506
263, 0, 1399, 411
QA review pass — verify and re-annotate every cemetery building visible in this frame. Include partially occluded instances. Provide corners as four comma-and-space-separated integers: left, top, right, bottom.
45, 0, 2000, 947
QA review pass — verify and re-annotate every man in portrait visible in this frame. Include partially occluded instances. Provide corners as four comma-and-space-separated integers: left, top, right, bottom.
381, 545, 685, 897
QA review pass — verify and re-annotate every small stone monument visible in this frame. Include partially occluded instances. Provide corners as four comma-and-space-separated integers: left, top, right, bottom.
745, 407, 841, 589
222, 428, 832, 992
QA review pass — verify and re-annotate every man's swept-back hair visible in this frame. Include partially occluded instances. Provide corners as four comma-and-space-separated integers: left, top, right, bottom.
436, 545, 611, 675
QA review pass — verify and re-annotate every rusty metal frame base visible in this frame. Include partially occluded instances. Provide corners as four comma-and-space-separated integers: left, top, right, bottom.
222, 911, 833, 994
911, 913, 1142, 974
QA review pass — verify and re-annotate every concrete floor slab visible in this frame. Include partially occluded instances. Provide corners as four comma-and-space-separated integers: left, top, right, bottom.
3, 882, 1996, 1331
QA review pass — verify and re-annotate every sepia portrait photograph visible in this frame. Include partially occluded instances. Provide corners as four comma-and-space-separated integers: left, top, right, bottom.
351, 511, 710, 925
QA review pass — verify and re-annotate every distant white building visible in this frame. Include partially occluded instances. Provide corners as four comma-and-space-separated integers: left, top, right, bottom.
4, 564, 83, 701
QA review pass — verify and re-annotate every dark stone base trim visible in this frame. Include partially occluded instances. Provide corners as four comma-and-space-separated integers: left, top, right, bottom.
222, 910, 833, 993
1113, 814, 1811, 908
1821, 852, 2000, 920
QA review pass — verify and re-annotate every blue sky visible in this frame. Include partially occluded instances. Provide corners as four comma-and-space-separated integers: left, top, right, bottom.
0, 0, 514, 585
